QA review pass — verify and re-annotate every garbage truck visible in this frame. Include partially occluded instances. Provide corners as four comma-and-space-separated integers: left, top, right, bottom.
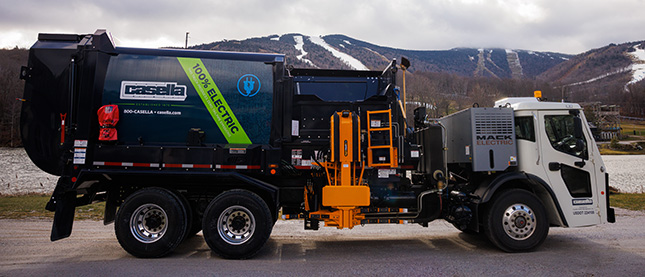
19, 30, 615, 259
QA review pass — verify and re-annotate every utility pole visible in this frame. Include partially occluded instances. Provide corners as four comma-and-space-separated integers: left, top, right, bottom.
185, 32, 189, 49
11, 99, 16, 147
11, 100, 14, 147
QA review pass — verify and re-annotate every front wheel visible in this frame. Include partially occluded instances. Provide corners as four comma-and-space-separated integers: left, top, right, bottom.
202, 189, 273, 259
484, 189, 549, 252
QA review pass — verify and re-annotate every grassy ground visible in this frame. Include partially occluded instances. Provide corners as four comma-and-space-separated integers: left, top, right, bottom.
621, 120, 645, 137
598, 145, 645, 155
598, 119, 645, 155
0, 194, 105, 220
609, 193, 645, 211
0, 193, 642, 220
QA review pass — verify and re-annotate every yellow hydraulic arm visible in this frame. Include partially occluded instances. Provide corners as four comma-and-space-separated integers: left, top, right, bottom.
309, 110, 369, 229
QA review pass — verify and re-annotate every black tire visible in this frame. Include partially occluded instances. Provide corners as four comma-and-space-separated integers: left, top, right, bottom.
174, 190, 195, 241
484, 189, 549, 252
202, 189, 273, 259
115, 187, 187, 258
187, 212, 203, 238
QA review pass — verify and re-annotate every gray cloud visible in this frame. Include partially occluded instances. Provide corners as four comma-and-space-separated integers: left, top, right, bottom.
1, 0, 643, 54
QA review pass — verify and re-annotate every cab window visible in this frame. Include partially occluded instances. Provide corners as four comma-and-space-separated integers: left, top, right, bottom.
515, 116, 535, 142
544, 115, 588, 159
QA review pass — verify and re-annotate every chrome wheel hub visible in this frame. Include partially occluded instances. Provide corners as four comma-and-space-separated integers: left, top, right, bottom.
218, 205, 255, 245
130, 204, 168, 243
502, 203, 536, 240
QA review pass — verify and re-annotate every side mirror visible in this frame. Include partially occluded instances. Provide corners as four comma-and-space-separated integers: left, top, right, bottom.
414, 107, 427, 129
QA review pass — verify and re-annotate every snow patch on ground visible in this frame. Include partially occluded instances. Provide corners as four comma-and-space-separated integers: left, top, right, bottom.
567, 67, 632, 87
309, 36, 369, 70
630, 44, 645, 60
603, 155, 645, 193
629, 64, 645, 86
293, 36, 316, 67
505, 49, 524, 78
627, 43, 645, 86
1, 148, 57, 195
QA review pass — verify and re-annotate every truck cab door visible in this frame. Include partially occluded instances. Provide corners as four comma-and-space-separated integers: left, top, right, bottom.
537, 110, 600, 227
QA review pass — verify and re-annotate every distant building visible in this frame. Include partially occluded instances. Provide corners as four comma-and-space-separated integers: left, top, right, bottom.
582, 102, 621, 140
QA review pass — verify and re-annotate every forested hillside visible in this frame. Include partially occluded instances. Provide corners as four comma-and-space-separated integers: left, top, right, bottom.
538, 41, 645, 116
194, 34, 571, 79
0, 48, 27, 147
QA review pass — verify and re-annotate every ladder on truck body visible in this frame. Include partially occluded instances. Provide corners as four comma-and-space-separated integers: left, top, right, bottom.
366, 110, 398, 168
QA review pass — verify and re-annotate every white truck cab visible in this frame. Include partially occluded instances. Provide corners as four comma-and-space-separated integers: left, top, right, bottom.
495, 97, 615, 227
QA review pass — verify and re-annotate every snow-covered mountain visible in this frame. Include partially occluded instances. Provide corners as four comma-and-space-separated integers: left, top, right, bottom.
538, 41, 645, 94
192, 34, 572, 79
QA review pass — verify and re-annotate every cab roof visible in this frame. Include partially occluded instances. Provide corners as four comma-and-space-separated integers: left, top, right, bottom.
494, 97, 582, 111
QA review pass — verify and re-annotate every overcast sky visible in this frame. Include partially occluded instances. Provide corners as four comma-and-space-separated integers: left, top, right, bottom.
1, 0, 643, 54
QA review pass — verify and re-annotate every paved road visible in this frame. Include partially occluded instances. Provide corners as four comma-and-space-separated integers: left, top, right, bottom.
1, 208, 644, 276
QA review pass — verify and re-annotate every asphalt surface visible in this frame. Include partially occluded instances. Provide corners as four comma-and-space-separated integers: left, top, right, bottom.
1, 208, 644, 276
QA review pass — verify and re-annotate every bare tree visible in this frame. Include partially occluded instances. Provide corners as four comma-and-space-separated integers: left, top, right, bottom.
0, 48, 28, 146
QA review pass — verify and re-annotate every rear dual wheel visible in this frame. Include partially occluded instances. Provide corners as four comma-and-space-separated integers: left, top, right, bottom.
174, 191, 202, 239
202, 189, 273, 259
115, 187, 188, 258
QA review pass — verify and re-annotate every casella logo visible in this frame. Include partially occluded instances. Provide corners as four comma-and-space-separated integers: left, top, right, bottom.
572, 198, 594, 205
237, 74, 261, 97
120, 81, 187, 101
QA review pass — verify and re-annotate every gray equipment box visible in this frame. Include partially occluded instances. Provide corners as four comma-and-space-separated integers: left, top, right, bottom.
440, 107, 517, 172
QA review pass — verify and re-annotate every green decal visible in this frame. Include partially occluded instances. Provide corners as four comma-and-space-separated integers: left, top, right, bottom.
178, 57, 252, 144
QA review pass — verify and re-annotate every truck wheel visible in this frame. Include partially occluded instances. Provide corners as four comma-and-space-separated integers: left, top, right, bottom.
115, 187, 187, 258
202, 189, 273, 259
484, 189, 548, 252
174, 191, 196, 241
187, 216, 202, 237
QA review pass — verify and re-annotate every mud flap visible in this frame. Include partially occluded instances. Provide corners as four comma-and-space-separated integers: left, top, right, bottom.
47, 178, 77, 241
103, 189, 118, 225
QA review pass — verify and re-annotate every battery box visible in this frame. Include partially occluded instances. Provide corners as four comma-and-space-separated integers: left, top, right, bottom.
440, 107, 517, 172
